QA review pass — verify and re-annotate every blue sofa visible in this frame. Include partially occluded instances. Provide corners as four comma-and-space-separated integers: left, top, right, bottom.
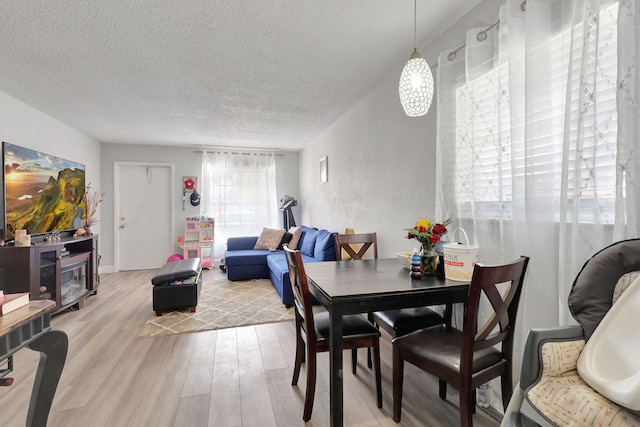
225, 226, 337, 306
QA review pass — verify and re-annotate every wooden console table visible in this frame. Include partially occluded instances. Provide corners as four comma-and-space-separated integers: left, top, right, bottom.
0, 300, 68, 426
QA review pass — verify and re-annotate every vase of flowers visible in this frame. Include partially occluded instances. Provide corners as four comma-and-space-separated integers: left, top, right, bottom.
406, 217, 452, 275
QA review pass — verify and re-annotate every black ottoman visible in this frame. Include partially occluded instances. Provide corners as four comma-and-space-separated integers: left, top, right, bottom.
152, 258, 202, 316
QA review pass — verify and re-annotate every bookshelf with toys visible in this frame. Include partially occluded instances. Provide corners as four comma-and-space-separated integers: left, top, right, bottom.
178, 217, 214, 268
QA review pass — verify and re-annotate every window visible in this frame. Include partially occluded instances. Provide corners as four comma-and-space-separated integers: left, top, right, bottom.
201, 151, 278, 259
454, 2, 620, 223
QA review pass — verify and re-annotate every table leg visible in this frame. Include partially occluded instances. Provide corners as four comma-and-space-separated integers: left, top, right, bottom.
26, 329, 68, 427
329, 308, 344, 427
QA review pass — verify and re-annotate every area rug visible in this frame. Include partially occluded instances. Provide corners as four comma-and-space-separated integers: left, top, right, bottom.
136, 278, 294, 338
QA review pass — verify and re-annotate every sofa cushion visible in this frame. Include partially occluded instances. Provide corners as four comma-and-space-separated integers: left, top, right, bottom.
267, 251, 319, 274
267, 251, 319, 306
227, 236, 259, 251
254, 227, 286, 250
299, 226, 319, 257
288, 226, 302, 249
225, 249, 271, 267
314, 229, 337, 261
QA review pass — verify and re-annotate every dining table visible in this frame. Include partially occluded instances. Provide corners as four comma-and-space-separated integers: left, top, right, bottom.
303, 257, 470, 427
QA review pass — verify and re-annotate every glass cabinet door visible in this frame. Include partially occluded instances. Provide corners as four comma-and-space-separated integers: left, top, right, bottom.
38, 249, 58, 302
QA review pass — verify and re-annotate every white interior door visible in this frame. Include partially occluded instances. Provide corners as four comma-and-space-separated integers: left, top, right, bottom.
116, 163, 173, 271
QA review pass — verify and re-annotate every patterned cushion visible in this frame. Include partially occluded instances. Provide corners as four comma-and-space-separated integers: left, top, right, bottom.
525, 341, 640, 427
254, 227, 286, 250
613, 270, 640, 305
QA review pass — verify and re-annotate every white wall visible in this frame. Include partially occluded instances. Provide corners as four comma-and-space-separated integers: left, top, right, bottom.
300, 0, 503, 257
0, 91, 102, 238
100, 143, 299, 270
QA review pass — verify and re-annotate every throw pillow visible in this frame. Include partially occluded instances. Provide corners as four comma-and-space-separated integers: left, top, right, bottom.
288, 226, 302, 249
254, 227, 286, 251
299, 226, 319, 257
314, 229, 337, 261
278, 232, 293, 250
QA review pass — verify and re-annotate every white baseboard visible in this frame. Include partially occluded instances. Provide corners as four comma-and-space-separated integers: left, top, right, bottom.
101, 265, 115, 274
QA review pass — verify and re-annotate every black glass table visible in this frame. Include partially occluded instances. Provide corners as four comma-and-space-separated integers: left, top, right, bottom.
304, 258, 470, 427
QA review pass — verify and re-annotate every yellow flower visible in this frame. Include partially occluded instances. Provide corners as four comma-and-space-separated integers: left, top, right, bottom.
416, 218, 431, 230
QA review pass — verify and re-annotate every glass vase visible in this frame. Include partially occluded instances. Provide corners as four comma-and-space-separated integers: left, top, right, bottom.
421, 247, 439, 276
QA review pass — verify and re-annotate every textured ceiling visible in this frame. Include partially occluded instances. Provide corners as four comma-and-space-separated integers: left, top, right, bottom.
0, 0, 479, 150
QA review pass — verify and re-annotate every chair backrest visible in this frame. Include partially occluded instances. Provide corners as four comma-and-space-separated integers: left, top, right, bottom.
334, 232, 378, 261
569, 238, 640, 341
461, 256, 529, 366
284, 245, 317, 342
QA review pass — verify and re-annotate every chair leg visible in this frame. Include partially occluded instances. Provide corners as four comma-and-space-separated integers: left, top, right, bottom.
292, 322, 304, 386
367, 312, 374, 369
444, 303, 453, 328
459, 386, 474, 427
392, 346, 404, 423
352, 349, 357, 374
501, 373, 514, 411
303, 352, 317, 422
373, 340, 382, 408
439, 379, 447, 400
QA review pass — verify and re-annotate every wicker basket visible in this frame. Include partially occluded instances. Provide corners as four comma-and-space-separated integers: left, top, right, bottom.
396, 252, 413, 268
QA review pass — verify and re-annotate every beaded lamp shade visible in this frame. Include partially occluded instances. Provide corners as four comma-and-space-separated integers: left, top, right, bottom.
399, 48, 434, 117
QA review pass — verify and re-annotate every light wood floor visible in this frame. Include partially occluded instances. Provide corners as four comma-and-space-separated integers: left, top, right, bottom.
0, 268, 501, 427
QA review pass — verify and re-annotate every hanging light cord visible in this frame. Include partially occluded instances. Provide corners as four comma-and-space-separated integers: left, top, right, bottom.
413, 0, 417, 49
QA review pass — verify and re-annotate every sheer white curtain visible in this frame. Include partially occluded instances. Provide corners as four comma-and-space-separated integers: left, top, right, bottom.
200, 151, 278, 261
436, 0, 638, 385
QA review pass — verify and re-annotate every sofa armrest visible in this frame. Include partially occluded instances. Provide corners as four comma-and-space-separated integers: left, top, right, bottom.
227, 236, 259, 251
519, 325, 584, 390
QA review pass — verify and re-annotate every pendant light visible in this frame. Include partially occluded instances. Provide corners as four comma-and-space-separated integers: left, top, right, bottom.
399, 0, 434, 117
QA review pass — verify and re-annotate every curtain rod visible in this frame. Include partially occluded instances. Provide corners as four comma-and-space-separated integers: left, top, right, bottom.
193, 150, 285, 157
430, 0, 527, 69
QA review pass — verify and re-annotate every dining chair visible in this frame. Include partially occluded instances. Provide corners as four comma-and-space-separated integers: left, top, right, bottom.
334, 232, 378, 261
334, 232, 447, 366
284, 245, 382, 422
392, 256, 529, 427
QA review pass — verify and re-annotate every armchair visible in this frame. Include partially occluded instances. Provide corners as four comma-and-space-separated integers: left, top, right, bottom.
502, 239, 640, 427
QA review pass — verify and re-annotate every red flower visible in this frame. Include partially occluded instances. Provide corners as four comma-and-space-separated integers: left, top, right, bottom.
429, 234, 441, 243
407, 232, 412, 239
432, 224, 447, 234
